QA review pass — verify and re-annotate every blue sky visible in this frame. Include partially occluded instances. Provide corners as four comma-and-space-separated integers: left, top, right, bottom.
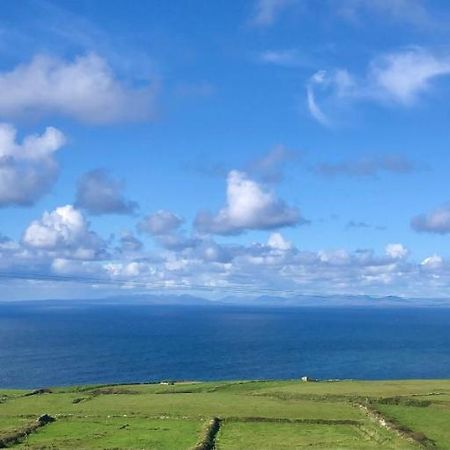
1, 0, 450, 300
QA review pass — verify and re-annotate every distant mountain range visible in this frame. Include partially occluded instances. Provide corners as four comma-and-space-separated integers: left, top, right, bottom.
3, 293, 450, 306
63, 293, 450, 307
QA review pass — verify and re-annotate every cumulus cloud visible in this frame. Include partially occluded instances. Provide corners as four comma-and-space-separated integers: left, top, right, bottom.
0, 123, 65, 207
307, 48, 450, 125
76, 169, 138, 215
250, 0, 296, 26
139, 210, 184, 235
195, 170, 304, 235
411, 204, 450, 234
22, 204, 106, 259
138, 210, 197, 251
0, 53, 158, 124
385, 243, 408, 259
3, 220, 450, 298
314, 154, 416, 177
267, 232, 293, 251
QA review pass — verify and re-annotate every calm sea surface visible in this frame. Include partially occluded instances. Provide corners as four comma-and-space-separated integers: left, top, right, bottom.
1, 301, 450, 388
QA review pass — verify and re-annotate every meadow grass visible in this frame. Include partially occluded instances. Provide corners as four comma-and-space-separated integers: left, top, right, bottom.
1, 379, 450, 449
0, 416, 30, 434
215, 421, 414, 450
17, 417, 202, 449
376, 402, 450, 448
254, 379, 450, 398
0, 392, 363, 420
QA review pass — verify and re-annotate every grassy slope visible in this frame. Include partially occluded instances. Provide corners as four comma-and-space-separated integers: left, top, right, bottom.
1, 379, 449, 449
376, 403, 450, 449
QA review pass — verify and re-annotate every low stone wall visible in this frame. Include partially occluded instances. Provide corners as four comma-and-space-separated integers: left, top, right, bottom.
224, 416, 361, 425
191, 417, 221, 450
0, 414, 55, 448
357, 402, 435, 448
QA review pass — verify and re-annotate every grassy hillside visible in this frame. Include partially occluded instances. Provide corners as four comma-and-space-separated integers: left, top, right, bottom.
1, 379, 450, 449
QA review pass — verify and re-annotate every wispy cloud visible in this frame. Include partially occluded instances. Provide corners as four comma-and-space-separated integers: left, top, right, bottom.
250, 0, 297, 27
306, 72, 333, 126
314, 154, 417, 178
250, 0, 438, 30
346, 221, 386, 231
307, 47, 450, 125
259, 49, 304, 67
337, 0, 434, 28
247, 145, 300, 183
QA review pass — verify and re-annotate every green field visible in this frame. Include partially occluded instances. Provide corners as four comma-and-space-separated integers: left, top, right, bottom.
1, 379, 449, 449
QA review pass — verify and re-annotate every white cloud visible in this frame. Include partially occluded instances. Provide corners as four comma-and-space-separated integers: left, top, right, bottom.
306, 82, 331, 126
411, 204, 450, 234
0, 53, 158, 124
318, 249, 350, 265
421, 254, 443, 270
105, 261, 154, 278
385, 243, 408, 259
22, 204, 105, 259
267, 232, 292, 251
4, 222, 450, 298
195, 170, 303, 235
76, 169, 138, 215
369, 49, 450, 105
0, 123, 65, 207
307, 48, 450, 124
51, 258, 102, 276
250, 0, 296, 26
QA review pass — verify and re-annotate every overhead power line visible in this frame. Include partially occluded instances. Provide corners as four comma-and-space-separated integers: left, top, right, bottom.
0, 270, 302, 295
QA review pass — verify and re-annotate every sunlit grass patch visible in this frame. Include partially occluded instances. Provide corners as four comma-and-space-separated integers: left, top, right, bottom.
17, 416, 202, 449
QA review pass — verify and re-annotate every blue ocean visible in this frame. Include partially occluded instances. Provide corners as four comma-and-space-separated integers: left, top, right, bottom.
1, 301, 450, 388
